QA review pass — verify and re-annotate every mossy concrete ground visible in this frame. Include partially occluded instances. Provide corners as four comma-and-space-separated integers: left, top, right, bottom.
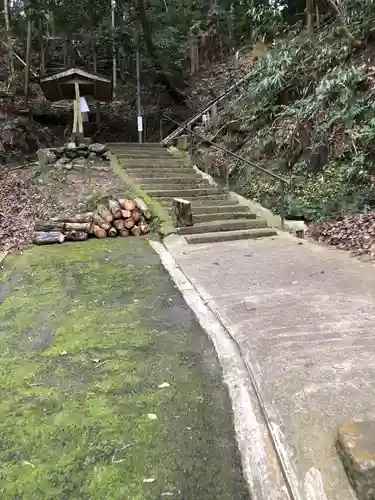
0, 239, 248, 499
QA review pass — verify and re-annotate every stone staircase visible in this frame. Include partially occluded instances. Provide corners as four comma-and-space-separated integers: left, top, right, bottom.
108, 142, 277, 244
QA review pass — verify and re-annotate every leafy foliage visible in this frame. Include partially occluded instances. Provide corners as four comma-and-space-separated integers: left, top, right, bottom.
202, 2, 375, 222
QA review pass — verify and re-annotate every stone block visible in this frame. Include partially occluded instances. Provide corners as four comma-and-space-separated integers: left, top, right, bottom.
37, 148, 56, 166
337, 420, 375, 500
176, 134, 189, 150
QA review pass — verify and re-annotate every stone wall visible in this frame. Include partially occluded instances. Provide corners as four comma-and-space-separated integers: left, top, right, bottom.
37, 142, 108, 169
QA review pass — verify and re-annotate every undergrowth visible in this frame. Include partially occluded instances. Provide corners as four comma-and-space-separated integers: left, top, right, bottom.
202, 3, 375, 221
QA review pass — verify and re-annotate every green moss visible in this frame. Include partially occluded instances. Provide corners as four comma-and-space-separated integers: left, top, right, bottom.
0, 239, 247, 499
110, 155, 176, 237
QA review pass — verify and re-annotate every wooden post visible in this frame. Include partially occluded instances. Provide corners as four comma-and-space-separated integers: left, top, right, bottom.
72, 81, 84, 143
172, 198, 193, 227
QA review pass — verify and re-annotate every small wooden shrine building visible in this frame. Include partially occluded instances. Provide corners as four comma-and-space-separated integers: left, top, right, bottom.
39, 68, 112, 142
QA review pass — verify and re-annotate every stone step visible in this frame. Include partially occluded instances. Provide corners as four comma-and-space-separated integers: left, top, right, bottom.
185, 228, 277, 244
178, 218, 267, 235
148, 188, 222, 198
193, 211, 256, 224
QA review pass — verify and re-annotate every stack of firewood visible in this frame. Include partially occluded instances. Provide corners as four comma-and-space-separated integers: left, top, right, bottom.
34, 198, 151, 245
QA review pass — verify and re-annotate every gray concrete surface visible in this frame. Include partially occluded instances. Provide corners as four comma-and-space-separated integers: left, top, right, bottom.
163, 232, 375, 499
337, 420, 375, 500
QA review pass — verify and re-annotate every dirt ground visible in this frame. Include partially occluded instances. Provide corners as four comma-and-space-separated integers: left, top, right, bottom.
0, 157, 129, 252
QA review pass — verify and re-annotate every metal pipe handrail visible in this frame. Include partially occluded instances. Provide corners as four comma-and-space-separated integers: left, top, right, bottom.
161, 114, 289, 230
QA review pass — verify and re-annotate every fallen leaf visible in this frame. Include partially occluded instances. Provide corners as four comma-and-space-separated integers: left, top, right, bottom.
143, 478, 156, 483
158, 382, 170, 389
147, 413, 158, 420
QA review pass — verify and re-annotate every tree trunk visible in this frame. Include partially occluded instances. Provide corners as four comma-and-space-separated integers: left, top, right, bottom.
136, 0, 186, 106
4, 0, 15, 93
53, 212, 94, 223
97, 204, 114, 223
306, 0, 314, 36
93, 214, 111, 230
64, 231, 88, 241
65, 222, 92, 233
131, 226, 142, 237
121, 209, 132, 219
139, 220, 149, 234
108, 199, 122, 218
132, 210, 141, 223
124, 218, 135, 229
34, 231, 65, 244
119, 199, 136, 211
113, 219, 125, 231
93, 225, 107, 238
24, 13, 32, 109
35, 221, 66, 232
135, 198, 151, 219
172, 198, 193, 227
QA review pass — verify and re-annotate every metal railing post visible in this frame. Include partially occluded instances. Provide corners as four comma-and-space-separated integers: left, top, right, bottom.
189, 128, 193, 161
159, 118, 163, 143
280, 181, 285, 231
162, 114, 289, 230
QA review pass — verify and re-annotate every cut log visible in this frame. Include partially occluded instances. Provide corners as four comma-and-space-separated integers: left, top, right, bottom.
34, 231, 65, 245
97, 204, 114, 223
64, 231, 88, 241
65, 222, 92, 233
108, 227, 117, 237
121, 209, 131, 219
93, 214, 111, 231
135, 198, 151, 219
131, 225, 142, 237
108, 199, 122, 219
124, 218, 135, 229
119, 229, 130, 237
139, 220, 150, 234
132, 209, 141, 223
52, 212, 94, 223
123, 199, 135, 211
118, 198, 126, 209
93, 225, 107, 238
113, 219, 125, 231
35, 220, 66, 232
172, 198, 192, 227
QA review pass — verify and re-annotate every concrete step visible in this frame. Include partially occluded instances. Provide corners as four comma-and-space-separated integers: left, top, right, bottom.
111, 151, 175, 158
178, 218, 267, 235
107, 142, 163, 149
116, 156, 187, 164
132, 176, 203, 185
189, 204, 244, 214
157, 194, 230, 204
126, 168, 195, 175
185, 228, 277, 244
139, 181, 209, 190
193, 211, 256, 223
148, 188, 222, 198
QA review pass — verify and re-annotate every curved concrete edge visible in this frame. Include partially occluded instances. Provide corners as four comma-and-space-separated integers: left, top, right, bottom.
150, 239, 290, 500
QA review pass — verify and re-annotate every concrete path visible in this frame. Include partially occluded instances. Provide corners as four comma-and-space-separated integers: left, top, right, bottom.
159, 232, 375, 500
